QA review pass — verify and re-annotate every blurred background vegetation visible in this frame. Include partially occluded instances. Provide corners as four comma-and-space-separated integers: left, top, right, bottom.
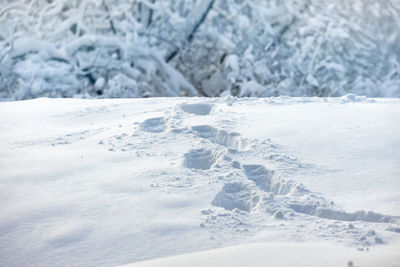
0, 0, 399, 100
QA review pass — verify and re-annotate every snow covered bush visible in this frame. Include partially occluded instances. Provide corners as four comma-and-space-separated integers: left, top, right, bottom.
0, 0, 399, 100
0, 0, 197, 99
178, 0, 400, 97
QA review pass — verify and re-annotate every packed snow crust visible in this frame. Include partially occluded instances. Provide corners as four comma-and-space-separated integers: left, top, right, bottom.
0, 97, 399, 266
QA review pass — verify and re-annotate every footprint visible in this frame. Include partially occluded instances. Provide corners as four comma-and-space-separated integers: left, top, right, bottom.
140, 117, 166, 133
212, 163, 398, 224
243, 164, 306, 195
183, 148, 218, 170
242, 165, 274, 192
192, 125, 248, 150
211, 182, 266, 212
181, 103, 213, 115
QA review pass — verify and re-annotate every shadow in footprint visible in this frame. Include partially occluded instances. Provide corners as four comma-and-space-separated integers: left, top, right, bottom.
192, 125, 248, 150
183, 148, 218, 170
181, 103, 213, 115
140, 117, 166, 133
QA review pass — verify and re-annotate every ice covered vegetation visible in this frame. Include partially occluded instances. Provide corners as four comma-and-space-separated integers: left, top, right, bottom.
1, 0, 400, 100
1, 97, 400, 266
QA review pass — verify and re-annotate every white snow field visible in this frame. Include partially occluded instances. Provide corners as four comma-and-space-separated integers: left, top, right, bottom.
122, 243, 400, 267
0, 96, 399, 266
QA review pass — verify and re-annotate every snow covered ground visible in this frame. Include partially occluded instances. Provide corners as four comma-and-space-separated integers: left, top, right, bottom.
121, 243, 400, 267
0, 96, 399, 266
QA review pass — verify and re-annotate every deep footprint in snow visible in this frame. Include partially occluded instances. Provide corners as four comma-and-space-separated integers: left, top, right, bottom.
212, 163, 398, 224
181, 103, 213, 115
211, 182, 260, 212
183, 148, 218, 170
243, 164, 307, 195
140, 117, 166, 133
191, 125, 248, 150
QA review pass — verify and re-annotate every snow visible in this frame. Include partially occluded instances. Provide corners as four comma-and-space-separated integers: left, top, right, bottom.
120, 243, 400, 267
0, 97, 399, 266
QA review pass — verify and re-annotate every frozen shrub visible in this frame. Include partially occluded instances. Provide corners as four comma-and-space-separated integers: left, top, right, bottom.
0, 0, 399, 99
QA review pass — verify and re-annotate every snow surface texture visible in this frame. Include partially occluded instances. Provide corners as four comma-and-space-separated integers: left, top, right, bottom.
1, 0, 400, 99
0, 97, 400, 267
120, 243, 400, 267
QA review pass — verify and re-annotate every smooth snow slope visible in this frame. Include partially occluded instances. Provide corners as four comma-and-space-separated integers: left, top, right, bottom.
0, 96, 399, 267
121, 243, 400, 267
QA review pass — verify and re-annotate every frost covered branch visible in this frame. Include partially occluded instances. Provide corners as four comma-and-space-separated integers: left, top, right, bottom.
0, 0, 399, 100
165, 0, 215, 63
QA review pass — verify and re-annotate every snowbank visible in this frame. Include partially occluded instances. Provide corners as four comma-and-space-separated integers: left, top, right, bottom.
0, 97, 399, 266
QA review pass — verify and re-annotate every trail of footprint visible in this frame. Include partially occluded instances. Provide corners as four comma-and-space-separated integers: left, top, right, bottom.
185, 121, 398, 225
130, 104, 399, 246
211, 182, 260, 212
191, 125, 248, 151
